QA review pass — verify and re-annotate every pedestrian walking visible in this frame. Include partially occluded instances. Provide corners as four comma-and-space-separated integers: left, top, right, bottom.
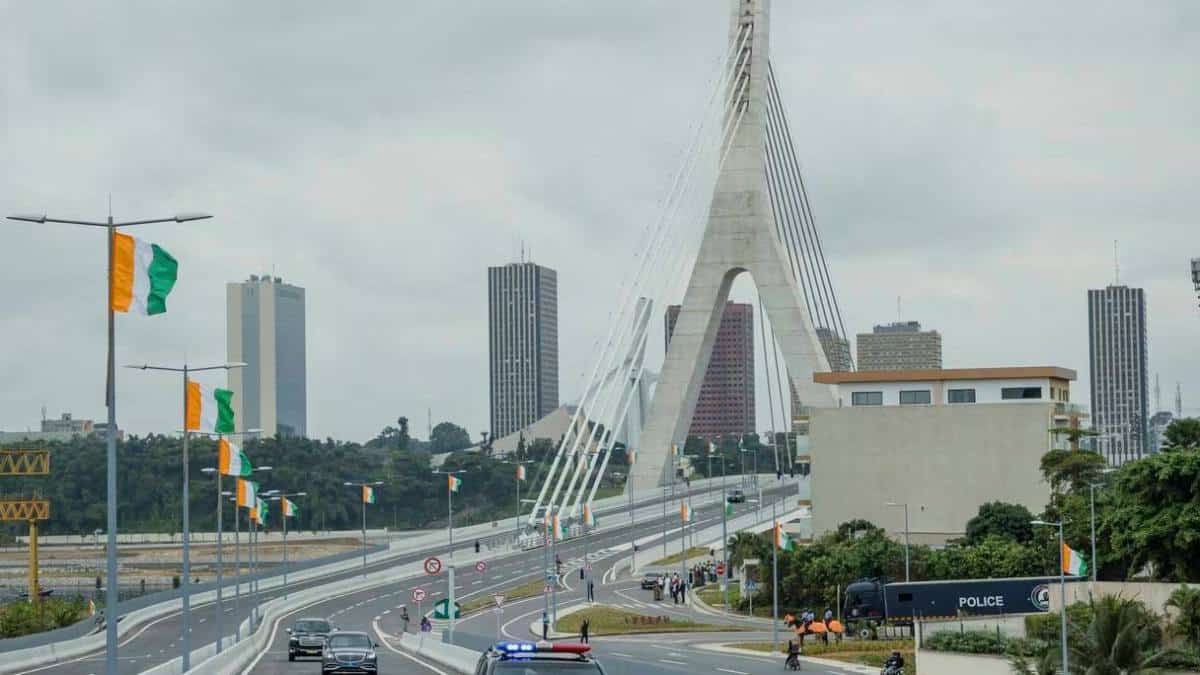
580, 617, 590, 644
587, 579, 595, 603
401, 607, 410, 633
541, 611, 549, 640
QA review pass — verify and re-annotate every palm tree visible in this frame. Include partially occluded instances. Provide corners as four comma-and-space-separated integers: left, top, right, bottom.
1166, 585, 1200, 655
1068, 596, 1169, 674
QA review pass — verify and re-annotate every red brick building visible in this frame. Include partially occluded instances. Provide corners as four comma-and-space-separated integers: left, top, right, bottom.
665, 302, 755, 437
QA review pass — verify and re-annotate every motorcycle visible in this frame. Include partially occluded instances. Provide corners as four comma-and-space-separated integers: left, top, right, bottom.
784, 653, 801, 671
880, 665, 904, 675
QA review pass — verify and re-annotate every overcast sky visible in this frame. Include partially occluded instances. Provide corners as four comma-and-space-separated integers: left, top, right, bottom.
3, 1, 1198, 442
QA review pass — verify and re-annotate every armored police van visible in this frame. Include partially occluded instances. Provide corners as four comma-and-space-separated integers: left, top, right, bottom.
843, 576, 1061, 630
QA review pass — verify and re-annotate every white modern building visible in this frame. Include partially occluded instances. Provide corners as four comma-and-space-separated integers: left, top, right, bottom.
227, 275, 307, 437
809, 367, 1083, 545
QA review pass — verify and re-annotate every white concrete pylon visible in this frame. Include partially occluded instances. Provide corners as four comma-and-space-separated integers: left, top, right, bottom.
631, 0, 837, 493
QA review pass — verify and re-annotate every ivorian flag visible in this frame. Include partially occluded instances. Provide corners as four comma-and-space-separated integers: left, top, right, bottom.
110, 232, 178, 315
256, 497, 269, 526
448, 475, 462, 493
186, 380, 235, 434
775, 522, 794, 551
282, 497, 298, 518
362, 486, 376, 504
583, 503, 596, 528
552, 514, 562, 541
1063, 543, 1088, 576
516, 465, 526, 481
680, 503, 692, 523
218, 439, 252, 477
237, 479, 258, 509
671, 443, 679, 458
708, 441, 716, 454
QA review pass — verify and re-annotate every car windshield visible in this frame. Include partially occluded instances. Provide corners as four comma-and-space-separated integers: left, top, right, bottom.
328, 634, 372, 649
496, 662, 601, 672
294, 620, 331, 633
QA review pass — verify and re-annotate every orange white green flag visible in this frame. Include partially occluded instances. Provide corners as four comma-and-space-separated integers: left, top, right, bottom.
362, 486, 376, 504
516, 465, 526, 481
680, 503, 692, 522
1063, 543, 1088, 576
282, 497, 298, 518
448, 475, 462, 493
185, 380, 235, 434
583, 503, 596, 528
218, 439, 251, 477
256, 497, 269, 526
110, 232, 178, 315
775, 522, 794, 551
236, 479, 258, 509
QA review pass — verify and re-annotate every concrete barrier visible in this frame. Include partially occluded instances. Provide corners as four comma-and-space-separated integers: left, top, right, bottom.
394, 633, 478, 674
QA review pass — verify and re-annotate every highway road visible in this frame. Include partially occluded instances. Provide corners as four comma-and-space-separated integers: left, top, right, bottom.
17, 477, 798, 674
245, 480, 799, 674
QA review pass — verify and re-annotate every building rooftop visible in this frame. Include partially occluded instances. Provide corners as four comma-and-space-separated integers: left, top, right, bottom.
814, 366, 1077, 384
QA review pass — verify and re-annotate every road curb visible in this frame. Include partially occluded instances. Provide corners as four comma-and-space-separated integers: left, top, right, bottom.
697, 642, 878, 674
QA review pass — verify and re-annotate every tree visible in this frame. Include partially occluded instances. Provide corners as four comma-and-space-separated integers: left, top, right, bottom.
429, 422, 472, 453
1069, 596, 1171, 674
1167, 585, 1200, 655
964, 501, 1035, 545
1040, 449, 1107, 494
1106, 449, 1200, 580
1163, 418, 1200, 451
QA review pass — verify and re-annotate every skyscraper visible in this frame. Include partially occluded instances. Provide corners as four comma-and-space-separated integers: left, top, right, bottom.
488, 262, 559, 439
1088, 285, 1149, 464
856, 321, 942, 371
665, 302, 754, 437
227, 275, 307, 437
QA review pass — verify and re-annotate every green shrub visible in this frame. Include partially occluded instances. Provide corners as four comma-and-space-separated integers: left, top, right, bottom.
924, 630, 1009, 655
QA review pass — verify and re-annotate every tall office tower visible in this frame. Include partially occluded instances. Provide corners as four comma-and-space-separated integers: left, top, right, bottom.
488, 262, 559, 439
665, 302, 754, 437
856, 321, 942, 371
1088, 285, 1149, 465
227, 275, 307, 437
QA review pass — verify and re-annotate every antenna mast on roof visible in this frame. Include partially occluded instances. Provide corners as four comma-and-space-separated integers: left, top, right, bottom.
1114, 240, 1120, 285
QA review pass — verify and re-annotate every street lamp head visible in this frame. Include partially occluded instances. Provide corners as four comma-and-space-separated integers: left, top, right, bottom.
256, 466, 273, 472
294, 492, 307, 497
372, 481, 384, 486
174, 212, 213, 223
8, 214, 47, 224
200, 467, 216, 474
221, 490, 233, 497
224, 362, 248, 369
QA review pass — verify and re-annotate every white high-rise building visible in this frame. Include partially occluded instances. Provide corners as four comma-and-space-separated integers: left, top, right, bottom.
227, 275, 307, 437
1087, 285, 1148, 464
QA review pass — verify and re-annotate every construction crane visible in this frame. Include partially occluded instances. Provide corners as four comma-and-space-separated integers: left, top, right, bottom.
0, 448, 51, 605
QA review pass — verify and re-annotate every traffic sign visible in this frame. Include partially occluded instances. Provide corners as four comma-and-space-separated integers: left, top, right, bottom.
424, 556, 442, 576
544, 584, 553, 594
475, 560, 487, 573
492, 593, 505, 608
716, 563, 726, 576
745, 580, 758, 590
433, 598, 462, 619
411, 587, 427, 603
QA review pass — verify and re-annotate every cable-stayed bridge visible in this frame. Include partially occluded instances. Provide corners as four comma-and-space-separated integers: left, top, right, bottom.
528, 0, 850, 529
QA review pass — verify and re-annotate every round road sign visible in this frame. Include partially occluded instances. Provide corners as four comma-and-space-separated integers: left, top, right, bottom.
411, 587, 427, 603
423, 556, 442, 576
716, 563, 726, 576
475, 561, 488, 573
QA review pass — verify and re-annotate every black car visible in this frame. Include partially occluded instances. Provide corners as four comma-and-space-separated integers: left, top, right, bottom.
321, 631, 379, 674
287, 617, 334, 661
726, 489, 746, 504
474, 642, 606, 673
640, 572, 663, 590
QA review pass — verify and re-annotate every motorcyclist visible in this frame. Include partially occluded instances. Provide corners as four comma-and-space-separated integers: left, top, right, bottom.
785, 639, 801, 669
883, 650, 905, 673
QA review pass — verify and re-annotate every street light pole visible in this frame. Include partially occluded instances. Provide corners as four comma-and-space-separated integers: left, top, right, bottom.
721, 448, 729, 612
432, 469, 465, 640
266, 491, 305, 599
125, 360, 244, 670
8, 210, 211, 675
886, 501, 911, 582
344, 480, 384, 575
1033, 519, 1068, 674
772, 498, 779, 652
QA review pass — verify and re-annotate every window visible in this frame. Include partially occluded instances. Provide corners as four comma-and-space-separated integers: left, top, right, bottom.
899, 390, 931, 405
851, 391, 883, 406
1002, 387, 1043, 400
948, 388, 976, 404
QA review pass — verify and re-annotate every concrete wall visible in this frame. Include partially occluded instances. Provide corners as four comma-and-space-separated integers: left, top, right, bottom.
1050, 581, 1186, 615
810, 403, 1053, 543
917, 650, 1012, 675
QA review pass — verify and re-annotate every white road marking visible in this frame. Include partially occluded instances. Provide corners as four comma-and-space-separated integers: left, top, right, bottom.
716, 669, 749, 674
659, 658, 687, 665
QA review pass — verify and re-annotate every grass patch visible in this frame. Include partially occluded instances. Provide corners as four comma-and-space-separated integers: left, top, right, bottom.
696, 583, 740, 608
729, 640, 916, 672
460, 577, 545, 615
649, 546, 711, 566
556, 605, 743, 636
